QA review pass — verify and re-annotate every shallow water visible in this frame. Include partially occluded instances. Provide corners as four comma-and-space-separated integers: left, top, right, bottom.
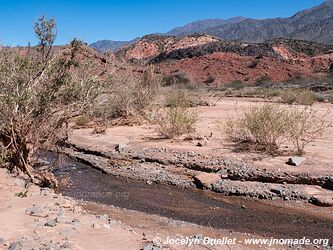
49, 153, 333, 240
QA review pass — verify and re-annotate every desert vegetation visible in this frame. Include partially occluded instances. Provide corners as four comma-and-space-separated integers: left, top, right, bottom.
225, 104, 330, 155
219, 77, 333, 105
157, 107, 198, 139
106, 66, 161, 121
0, 17, 103, 184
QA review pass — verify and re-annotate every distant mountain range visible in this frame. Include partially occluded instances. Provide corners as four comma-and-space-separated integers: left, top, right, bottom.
165, 17, 248, 37
90, 38, 139, 53
90, 1, 333, 53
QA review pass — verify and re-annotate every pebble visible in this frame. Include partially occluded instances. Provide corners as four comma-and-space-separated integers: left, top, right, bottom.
187, 151, 196, 157
25, 206, 48, 218
115, 144, 128, 153
45, 220, 57, 227
8, 242, 23, 250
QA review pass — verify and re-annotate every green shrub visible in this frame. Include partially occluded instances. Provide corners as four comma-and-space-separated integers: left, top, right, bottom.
166, 87, 194, 108
225, 104, 329, 155
157, 107, 198, 139
255, 76, 272, 86
225, 80, 245, 90
162, 72, 190, 87
75, 115, 90, 127
107, 66, 161, 121
288, 108, 330, 155
280, 89, 316, 105
0, 143, 8, 168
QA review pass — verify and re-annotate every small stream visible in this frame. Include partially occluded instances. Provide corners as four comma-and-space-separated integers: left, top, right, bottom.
44, 153, 333, 240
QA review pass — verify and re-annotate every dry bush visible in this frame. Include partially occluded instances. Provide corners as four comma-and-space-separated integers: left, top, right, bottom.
157, 107, 198, 139
280, 89, 317, 105
225, 80, 245, 90
75, 115, 91, 127
0, 143, 9, 168
0, 17, 102, 183
225, 104, 330, 155
288, 108, 331, 155
226, 104, 293, 153
106, 66, 161, 122
166, 87, 195, 108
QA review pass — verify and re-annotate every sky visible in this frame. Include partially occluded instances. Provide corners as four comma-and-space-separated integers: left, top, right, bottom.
0, 0, 326, 46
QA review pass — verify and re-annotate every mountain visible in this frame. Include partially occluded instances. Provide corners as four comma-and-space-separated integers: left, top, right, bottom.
114, 33, 333, 84
90, 39, 138, 53
195, 1, 333, 44
90, 1, 333, 53
166, 17, 247, 36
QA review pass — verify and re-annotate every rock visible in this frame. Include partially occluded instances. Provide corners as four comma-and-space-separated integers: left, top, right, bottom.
8, 241, 23, 250
143, 243, 161, 250
270, 188, 283, 195
196, 140, 208, 147
311, 195, 333, 207
143, 243, 154, 250
287, 157, 306, 166
115, 144, 128, 153
187, 151, 196, 157
25, 206, 48, 218
194, 173, 221, 189
146, 180, 153, 185
56, 215, 73, 224
45, 220, 57, 227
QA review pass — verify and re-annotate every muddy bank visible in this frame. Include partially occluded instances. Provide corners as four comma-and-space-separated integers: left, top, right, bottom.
52, 153, 333, 241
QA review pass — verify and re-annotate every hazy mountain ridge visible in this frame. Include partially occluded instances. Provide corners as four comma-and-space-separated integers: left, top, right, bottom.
90, 1, 333, 53
201, 1, 333, 44
90, 39, 139, 53
166, 17, 247, 36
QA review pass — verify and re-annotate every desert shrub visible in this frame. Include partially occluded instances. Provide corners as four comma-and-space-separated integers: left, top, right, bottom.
255, 75, 272, 86
92, 125, 107, 135
204, 75, 215, 84
280, 89, 317, 105
225, 104, 330, 155
225, 80, 245, 90
0, 143, 9, 168
166, 87, 195, 108
222, 87, 280, 99
225, 104, 293, 153
157, 107, 198, 139
107, 66, 161, 121
248, 59, 260, 69
162, 72, 190, 87
288, 108, 330, 155
75, 115, 90, 127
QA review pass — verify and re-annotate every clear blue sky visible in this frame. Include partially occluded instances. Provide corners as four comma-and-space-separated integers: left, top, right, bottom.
0, 0, 326, 46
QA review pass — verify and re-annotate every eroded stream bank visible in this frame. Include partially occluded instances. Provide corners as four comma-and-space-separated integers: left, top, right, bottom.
48, 153, 333, 241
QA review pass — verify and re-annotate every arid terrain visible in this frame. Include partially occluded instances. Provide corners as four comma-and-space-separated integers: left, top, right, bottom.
1, 2, 333, 250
